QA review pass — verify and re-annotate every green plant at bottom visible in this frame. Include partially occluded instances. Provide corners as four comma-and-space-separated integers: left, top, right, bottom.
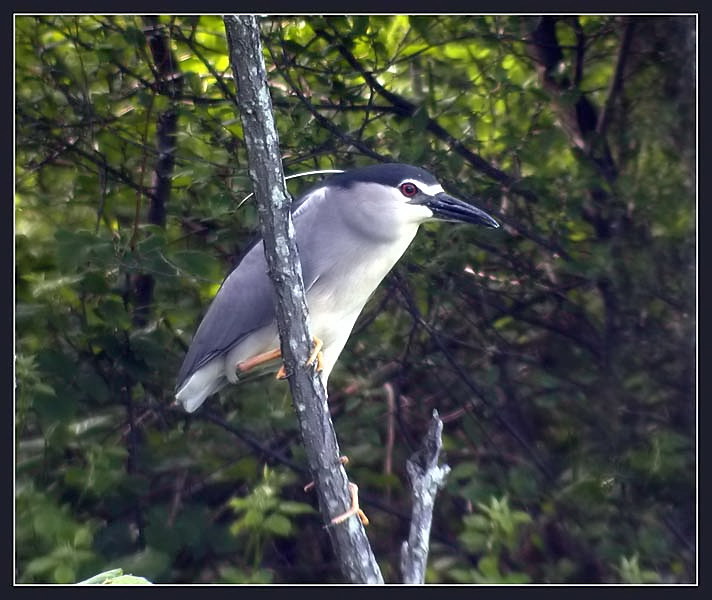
451, 494, 533, 583
226, 465, 315, 576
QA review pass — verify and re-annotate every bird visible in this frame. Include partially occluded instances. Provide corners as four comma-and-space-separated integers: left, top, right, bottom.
175, 162, 499, 413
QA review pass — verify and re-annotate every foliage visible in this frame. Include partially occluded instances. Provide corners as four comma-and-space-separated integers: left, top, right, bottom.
15, 15, 695, 583
77, 568, 153, 585
227, 466, 314, 575
451, 495, 533, 583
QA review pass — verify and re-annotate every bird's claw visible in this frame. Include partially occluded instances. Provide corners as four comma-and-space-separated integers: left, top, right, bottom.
275, 336, 323, 379
303, 457, 368, 526
306, 336, 324, 372
331, 482, 369, 526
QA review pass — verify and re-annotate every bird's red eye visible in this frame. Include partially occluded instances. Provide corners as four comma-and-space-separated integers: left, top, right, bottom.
399, 182, 419, 197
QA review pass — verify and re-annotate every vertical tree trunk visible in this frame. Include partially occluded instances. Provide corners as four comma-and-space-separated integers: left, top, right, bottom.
132, 16, 183, 327
223, 14, 383, 584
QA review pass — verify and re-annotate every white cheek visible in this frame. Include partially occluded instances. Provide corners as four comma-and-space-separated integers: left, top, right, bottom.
402, 203, 434, 223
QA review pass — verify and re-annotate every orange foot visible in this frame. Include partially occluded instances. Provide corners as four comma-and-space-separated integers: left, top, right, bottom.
275, 336, 324, 379
303, 456, 369, 526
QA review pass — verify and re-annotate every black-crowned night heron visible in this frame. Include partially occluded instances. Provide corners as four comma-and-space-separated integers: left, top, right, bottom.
175, 163, 499, 412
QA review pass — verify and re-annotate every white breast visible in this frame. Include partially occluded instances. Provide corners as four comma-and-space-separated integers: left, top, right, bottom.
304, 220, 421, 380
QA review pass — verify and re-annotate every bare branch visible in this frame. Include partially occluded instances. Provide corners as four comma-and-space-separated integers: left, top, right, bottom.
400, 410, 450, 584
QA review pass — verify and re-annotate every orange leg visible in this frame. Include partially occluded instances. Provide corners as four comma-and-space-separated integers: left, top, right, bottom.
331, 482, 369, 526
303, 457, 369, 526
236, 347, 282, 373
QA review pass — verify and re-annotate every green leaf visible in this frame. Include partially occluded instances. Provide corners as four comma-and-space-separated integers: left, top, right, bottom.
262, 513, 292, 537
104, 574, 153, 585
278, 501, 315, 515
77, 568, 124, 584
169, 250, 222, 280
411, 105, 430, 132
351, 16, 369, 37
113, 547, 171, 582
53, 564, 76, 584
477, 555, 501, 578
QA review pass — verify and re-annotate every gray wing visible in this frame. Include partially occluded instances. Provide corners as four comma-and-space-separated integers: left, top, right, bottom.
175, 185, 332, 390
175, 240, 275, 390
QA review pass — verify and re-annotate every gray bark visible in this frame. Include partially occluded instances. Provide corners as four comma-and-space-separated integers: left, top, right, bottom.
223, 15, 383, 584
400, 410, 450, 584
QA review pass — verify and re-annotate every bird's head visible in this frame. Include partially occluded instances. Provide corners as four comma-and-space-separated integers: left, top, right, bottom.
320, 163, 500, 230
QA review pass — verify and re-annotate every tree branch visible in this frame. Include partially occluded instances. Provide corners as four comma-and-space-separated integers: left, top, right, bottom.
400, 410, 450, 584
269, 44, 387, 162
223, 15, 383, 584
271, 30, 575, 261
393, 273, 555, 482
596, 18, 635, 137
132, 16, 184, 327
312, 26, 538, 202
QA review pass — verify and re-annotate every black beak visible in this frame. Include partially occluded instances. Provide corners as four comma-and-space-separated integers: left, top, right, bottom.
424, 192, 500, 228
